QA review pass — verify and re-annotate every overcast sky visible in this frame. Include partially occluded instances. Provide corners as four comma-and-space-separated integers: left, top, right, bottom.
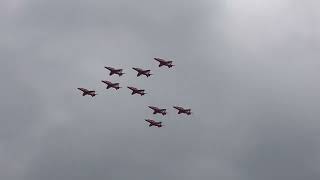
1, 0, 320, 180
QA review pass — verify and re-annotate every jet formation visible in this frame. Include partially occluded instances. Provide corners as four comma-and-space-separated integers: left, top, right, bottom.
77, 58, 192, 128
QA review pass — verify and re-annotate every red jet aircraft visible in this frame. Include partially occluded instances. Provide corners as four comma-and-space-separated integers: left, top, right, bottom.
148, 106, 167, 115
145, 119, 163, 127
154, 58, 175, 68
173, 106, 192, 115
77, 88, 97, 97
132, 67, 152, 77
127, 86, 147, 96
101, 80, 121, 90
105, 66, 125, 76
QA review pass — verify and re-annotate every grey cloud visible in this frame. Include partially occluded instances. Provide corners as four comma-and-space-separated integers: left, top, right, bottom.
1, 0, 320, 180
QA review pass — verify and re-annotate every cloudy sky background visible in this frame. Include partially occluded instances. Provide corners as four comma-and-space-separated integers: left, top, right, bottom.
1, 0, 320, 179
